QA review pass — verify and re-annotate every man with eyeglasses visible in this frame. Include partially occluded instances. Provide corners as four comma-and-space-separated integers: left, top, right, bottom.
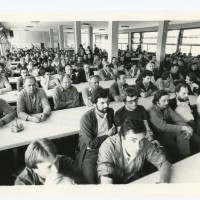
115, 87, 159, 146
76, 64, 94, 83
97, 118, 171, 184
98, 62, 116, 81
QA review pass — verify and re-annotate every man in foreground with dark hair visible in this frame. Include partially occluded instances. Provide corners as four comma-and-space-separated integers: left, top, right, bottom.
97, 118, 171, 184
77, 87, 116, 184
149, 90, 194, 163
15, 138, 86, 185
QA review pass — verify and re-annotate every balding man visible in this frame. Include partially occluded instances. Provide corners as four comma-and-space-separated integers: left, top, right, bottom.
17, 76, 51, 123
52, 75, 80, 110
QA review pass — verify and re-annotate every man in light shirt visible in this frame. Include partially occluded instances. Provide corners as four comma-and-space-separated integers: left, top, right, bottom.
77, 88, 116, 184
97, 118, 171, 184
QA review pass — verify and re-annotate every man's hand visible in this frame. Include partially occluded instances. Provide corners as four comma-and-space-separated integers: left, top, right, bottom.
44, 173, 64, 185
39, 113, 48, 122
0, 90, 6, 95
182, 126, 193, 139
114, 96, 122, 102
0, 120, 5, 127
29, 116, 40, 123
107, 125, 116, 136
151, 140, 160, 148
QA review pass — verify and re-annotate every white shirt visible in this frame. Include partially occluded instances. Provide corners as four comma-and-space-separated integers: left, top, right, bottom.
96, 112, 109, 137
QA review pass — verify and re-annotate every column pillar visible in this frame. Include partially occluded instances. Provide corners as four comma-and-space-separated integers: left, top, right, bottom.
58, 25, 64, 50
108, 21, 118, 62
156, 21, 169, 68
88, 26, 93, 50
74, 21, 81, 54
128, 31, 132, 51
49, 29, 54, 48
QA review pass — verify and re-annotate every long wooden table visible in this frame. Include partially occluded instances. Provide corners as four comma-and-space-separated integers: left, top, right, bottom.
0, 95, 197, 151
1, 78, 137, 104
132, 153, 200, 183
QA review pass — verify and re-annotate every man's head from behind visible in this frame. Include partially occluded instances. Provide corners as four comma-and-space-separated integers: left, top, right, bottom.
91, 88, 109, 114
120, 118, 146, 157
25, 138, 59, 179
175, 83, 189, 102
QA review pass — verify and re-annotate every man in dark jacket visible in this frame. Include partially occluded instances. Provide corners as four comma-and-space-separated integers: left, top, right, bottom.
76, 64, 94, 83
77, 88, 116, 184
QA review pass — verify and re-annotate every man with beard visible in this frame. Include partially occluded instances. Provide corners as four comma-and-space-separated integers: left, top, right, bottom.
97, 118, 171, 184
77, 88, 116, 184
168, 83, 200, 154
149, 90, 194, 163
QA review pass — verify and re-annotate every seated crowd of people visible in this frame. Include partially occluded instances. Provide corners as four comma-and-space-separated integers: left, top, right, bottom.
1, 45, 200, 185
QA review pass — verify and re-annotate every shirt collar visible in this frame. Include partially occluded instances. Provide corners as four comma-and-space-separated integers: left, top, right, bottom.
176, 98, 189, 106
95, 109, 107, 120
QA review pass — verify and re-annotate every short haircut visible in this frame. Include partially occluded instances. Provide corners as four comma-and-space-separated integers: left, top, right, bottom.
44, 68, 52, 74
116, 70, 126, 79
88, 75, 99, 82
91, 88, 108, 104
152, 90, 168, 105
124, 87, 138, 99
25, 138, 57, 169
186, 72, 198, 83
161, 71, 170, 80
141, 70, 153, 78
175, 83, 188, 93
120, 118, 146, 138
60, 74, 72, 83
24, 76, 37, 84
20, 67, 28, 73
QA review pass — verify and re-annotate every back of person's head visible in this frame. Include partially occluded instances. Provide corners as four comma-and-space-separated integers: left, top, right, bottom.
116, 70, 126, 80
175, 83, 188, 93
91, 88, 108, 104
161, 71, 170, 80
152, 90, 168, 105
44, 68, 52, 74
120, 118, 146, 138
124, 87, 138, 102
20, 67, 28, 73
141, 70, 153, 78
25, 138, 57, 169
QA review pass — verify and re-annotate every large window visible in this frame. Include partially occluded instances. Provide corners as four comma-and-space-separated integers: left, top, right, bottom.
132, 33, 140, 51
181, 28, 200, 56
166, 30, 179, 54
95, 34, 108, 51
118, 33, 128, 50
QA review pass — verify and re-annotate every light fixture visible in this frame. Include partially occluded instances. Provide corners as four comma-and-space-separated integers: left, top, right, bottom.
24, 29, 29, 31
26, 26, 34, 28
66, 28, 73, 30
121, 26, 129, 28
99, 29, 105, 31
31, 21, 39, 23
82, 23, 89, 26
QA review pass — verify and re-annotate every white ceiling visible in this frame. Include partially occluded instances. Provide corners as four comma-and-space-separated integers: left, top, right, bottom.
1, 21, 199, 34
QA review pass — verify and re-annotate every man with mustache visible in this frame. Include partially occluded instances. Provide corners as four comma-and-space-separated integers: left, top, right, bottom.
77, 88, 116, 184
168, 83, 200, 154
97, 118, 171, 184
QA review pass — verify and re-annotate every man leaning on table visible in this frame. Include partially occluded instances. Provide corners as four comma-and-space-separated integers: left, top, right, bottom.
0, 98, 16, 127
17, 76, 51, 123
15, 138, 86, 185
97, 118, 171, 184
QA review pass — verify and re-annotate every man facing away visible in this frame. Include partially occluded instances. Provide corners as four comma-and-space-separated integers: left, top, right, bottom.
97, 118, 171, 184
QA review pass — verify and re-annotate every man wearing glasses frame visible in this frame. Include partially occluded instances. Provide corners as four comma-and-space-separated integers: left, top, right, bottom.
115, 87, 159, 147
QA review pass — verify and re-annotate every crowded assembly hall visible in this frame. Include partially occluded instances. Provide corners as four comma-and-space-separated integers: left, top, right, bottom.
1, 20, 200, 185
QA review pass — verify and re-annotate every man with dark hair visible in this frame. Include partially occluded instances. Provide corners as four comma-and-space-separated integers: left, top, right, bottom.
74, 56, 84, 71
77, 88, 116, 184
109, 71, 129, 102
76, 64, 94, 83
15, 138, 86, 185
115, 87, 158, 145
97, 118, 171, 184
170, 64, 184, 86
185, 72, 200, 95
135, 70, 158, 98
149, 90, 194, 163
168, 83, 200, 153
17, 67, 29, 91
98, 62, 116, 81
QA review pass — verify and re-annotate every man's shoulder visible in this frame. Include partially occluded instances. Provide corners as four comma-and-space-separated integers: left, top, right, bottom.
115, 105, 126, 115
100, 134, 119, 151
